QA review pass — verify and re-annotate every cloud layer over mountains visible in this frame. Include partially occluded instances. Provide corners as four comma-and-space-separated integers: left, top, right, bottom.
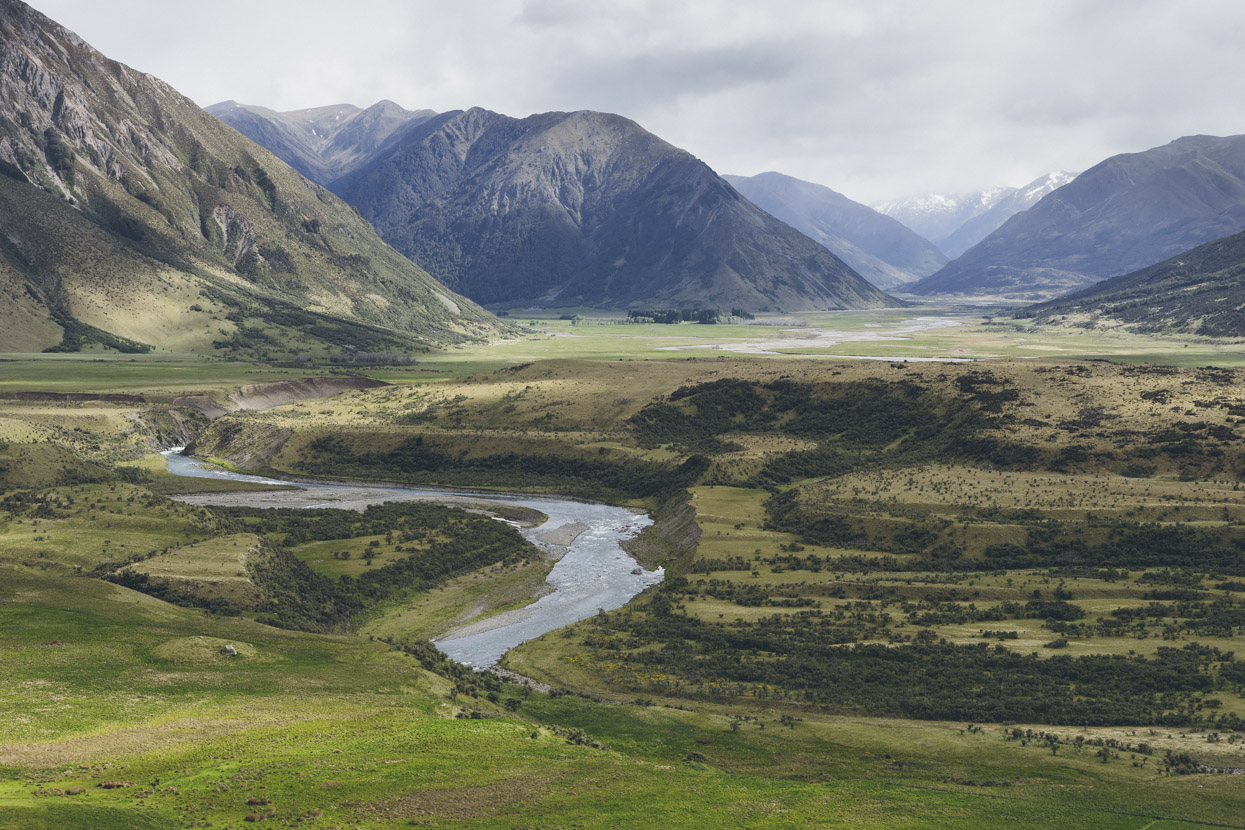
32, 0, 1245, 203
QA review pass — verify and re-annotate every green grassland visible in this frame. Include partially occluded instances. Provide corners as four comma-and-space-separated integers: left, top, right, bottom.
4, 313, 1245, 826
400, 307, 1245, 370
358, 555, 556, 642
6, 304, 1245, 373
3, 565, 1242, 829
0, 355, 321, 396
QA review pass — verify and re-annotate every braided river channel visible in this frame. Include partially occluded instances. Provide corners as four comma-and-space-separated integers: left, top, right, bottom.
161, 449, 661, 668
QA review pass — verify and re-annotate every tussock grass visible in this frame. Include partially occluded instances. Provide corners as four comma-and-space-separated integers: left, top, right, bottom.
7, 332, 1245, 827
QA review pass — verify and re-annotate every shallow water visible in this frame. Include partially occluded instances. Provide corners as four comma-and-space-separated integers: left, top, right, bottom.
161, 450, 660, 668
656, 315, 969, 357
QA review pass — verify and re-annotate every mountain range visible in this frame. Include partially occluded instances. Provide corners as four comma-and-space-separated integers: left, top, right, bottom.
933, 172, 1078, 259
205, 100, 437, 185
0, 0, 501, 356
12, 0, 1245, 343
217, 103, 896, 311
875, 172, 1077, 258
910, 135, 1245, 300
722, 172, 946, 290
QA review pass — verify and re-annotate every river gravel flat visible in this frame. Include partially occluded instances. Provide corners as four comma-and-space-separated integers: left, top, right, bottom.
534, 521, 590, 547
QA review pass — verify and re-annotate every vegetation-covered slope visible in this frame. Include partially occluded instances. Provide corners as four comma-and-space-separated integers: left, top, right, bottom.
3, 347, 1245, 827
0, 0, 504, 356
1021, 228, 1245, 337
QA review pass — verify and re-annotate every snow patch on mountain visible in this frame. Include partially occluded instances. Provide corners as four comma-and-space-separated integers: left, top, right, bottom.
875, 172, 1077, 256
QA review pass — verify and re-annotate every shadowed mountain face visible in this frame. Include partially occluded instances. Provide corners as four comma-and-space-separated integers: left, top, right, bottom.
0, 0, 501, 355
1022, 229, 1245, 337
327, 108, 897, 311
724, 172, 947, 290
207, 100, 437, 185
911, 136, 1245, 300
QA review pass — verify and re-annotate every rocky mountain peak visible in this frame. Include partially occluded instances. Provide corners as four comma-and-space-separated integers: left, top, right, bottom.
209, 98, 437, 184
0, 0, 504, 354
328, 107, 898, 310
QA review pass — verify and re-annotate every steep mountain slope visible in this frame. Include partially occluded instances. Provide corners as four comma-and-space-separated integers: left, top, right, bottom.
936, 172, 1077, 258
207, 100, 436, 184
1021, 229, 1245, 337
911, 136, 1245, 300
0, 0, 500, 356
723, 172, 946, 290
330, 108, 897, 311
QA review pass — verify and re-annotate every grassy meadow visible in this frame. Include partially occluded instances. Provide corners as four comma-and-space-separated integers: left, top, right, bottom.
405, 307, 1245, 369
3, 311, 1245, 827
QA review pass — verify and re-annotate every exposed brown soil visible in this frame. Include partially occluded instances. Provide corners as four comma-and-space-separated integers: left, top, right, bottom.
229, 377, 387, 411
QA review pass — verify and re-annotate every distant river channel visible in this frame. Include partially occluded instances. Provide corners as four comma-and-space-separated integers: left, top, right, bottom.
161, 450, 661, 668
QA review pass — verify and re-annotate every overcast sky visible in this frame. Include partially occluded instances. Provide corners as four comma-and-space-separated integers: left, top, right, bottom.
28, 0, 1245, 204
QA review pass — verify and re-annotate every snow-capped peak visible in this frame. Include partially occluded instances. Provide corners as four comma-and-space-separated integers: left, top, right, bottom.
1022, 170, 1077, 200
875, 171, 1079, 252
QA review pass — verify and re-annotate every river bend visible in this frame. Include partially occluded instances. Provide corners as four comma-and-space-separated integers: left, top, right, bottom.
161, 450, 660, 668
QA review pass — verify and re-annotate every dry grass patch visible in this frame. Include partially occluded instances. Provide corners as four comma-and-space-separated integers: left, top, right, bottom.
357, 773, 562, 821
362, 557, 555, 642
123, 533, 260, 582
118, 533, 263, 607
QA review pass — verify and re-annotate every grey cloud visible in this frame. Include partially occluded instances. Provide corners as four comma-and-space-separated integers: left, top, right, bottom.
547, 40, 809, 114
28, 0, 1245, 204
518, 0, 594, 28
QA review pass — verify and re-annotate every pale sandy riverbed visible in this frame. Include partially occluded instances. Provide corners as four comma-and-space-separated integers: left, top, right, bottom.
534, 521, 590, 547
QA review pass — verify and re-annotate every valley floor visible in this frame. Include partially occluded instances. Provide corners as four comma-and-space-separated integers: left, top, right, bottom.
2, 311, 1244, 827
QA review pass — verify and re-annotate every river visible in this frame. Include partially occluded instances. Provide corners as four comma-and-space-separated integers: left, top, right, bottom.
655, 315, 975, 358
160, 450, 661, 668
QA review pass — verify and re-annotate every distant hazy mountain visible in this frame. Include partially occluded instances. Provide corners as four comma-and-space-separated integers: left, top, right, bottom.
935, 172, 1078, 258
875, 188, 1011, 249
1021, 229, 1245, 337
723, 172, 946, 290
0, 0, 500, 355
910, 136, 1245, 300
329, 108, 897, 311
208, 100, 437, 185
876, 172, 1076, 257
911, 136, 1245, 302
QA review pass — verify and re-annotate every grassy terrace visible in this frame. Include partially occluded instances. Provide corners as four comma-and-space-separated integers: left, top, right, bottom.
2, 310, 1245, 827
